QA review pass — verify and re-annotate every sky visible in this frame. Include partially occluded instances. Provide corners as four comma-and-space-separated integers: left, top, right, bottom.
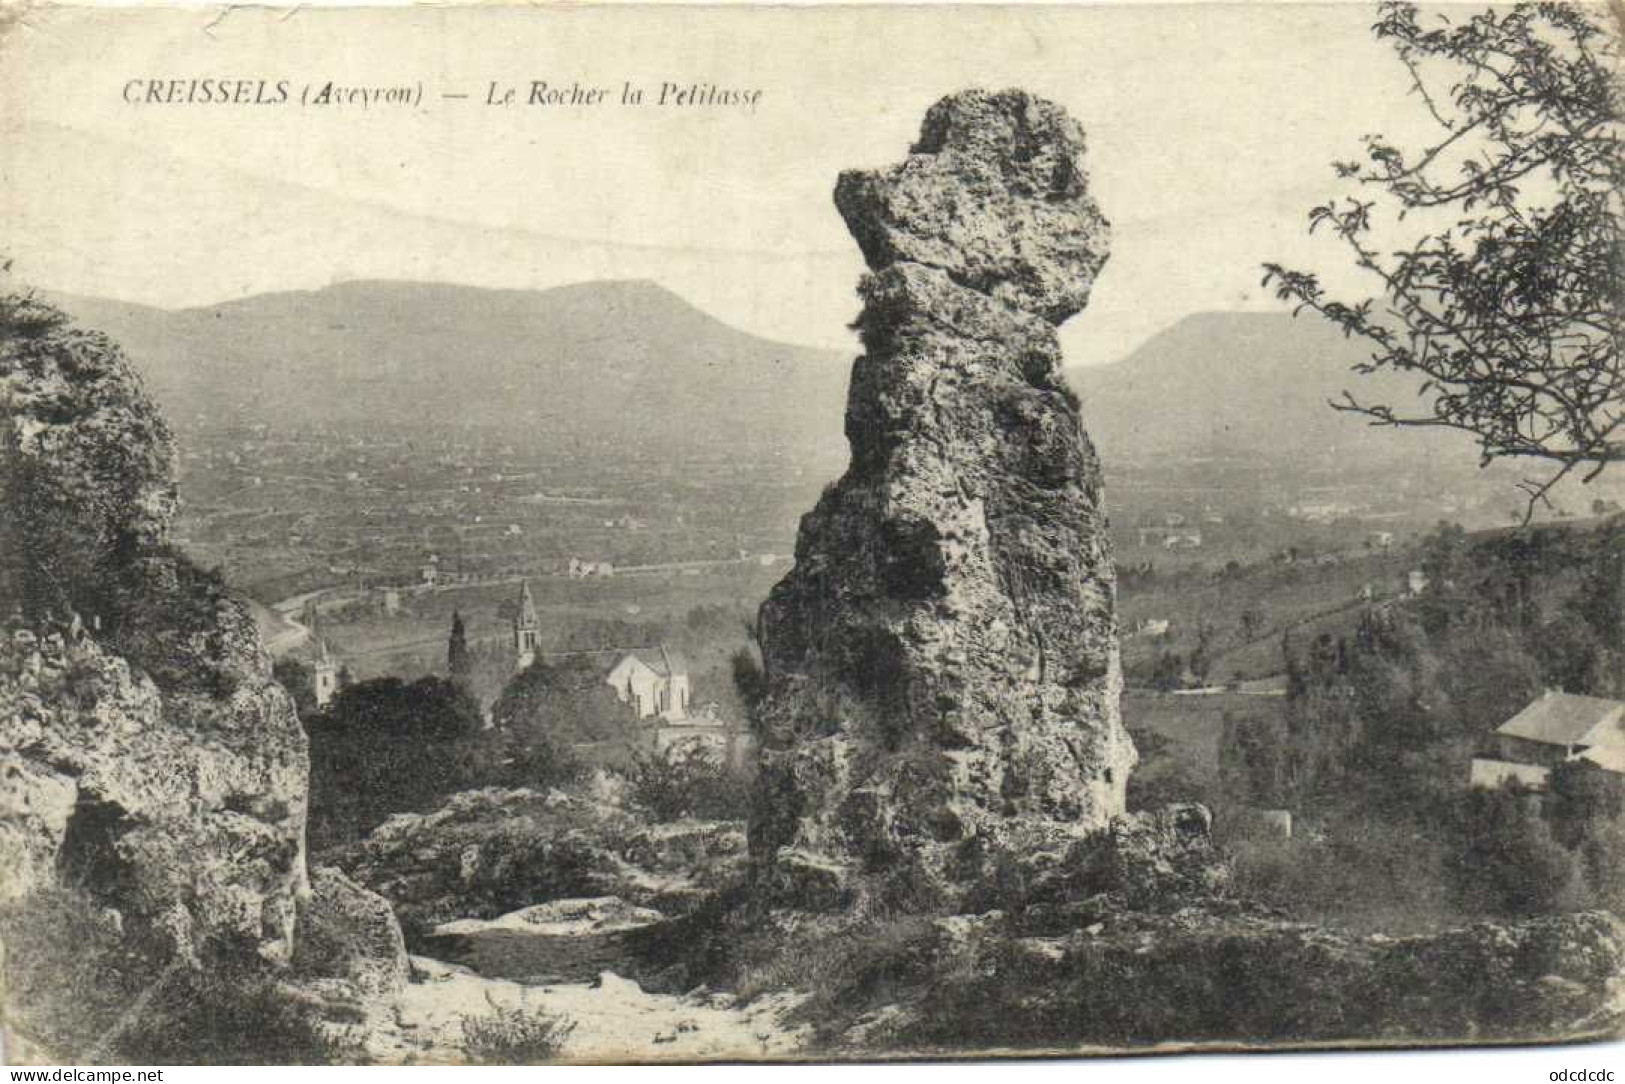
0, 2, 1441, 366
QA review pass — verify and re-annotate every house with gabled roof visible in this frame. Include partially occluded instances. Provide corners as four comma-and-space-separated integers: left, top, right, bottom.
1470, 690, 1625, 791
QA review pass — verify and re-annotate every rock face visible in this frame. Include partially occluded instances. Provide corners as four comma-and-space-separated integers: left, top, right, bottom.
0, 293, 311, 965
294, 867, 408, 999
333, 786, 746, 937
751, 89, 1134, 908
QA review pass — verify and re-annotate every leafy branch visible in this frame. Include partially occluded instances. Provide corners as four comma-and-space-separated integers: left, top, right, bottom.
1264, 1, 1623, 519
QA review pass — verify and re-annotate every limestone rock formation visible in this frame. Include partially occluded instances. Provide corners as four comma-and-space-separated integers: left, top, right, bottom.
0, 293, 310, 965
334, 786, 746, 937
294, 867, 409, 1000
751, 89, 1135, 909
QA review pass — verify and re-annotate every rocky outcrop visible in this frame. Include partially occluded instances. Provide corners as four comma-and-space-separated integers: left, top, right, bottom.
293, 867, 408, 999
0, 293, 310, 965
751, 89, 1134, 909
849, 908, 1625, 1052
425, 897, 667, 985
332, 787, 746, 938
1, 629, 309, 963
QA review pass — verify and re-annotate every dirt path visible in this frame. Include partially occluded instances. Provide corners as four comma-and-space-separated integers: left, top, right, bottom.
364, 956, 809, 1064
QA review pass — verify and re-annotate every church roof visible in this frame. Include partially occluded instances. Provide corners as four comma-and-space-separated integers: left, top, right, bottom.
612, 645, 688, 678
515, 578, 539, 627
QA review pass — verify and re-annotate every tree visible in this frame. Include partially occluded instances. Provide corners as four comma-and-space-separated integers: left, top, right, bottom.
1264, 3, 1623, 511
1547, 758, 1625, 848
1189, 618, 1220, 682
272, 658, 316, 718
305, 675, 494, 844
627, 740, 752, 822
447, 610, 474, 692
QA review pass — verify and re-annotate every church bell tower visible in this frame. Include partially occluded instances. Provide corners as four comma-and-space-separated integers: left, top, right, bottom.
513, 578, 539, 672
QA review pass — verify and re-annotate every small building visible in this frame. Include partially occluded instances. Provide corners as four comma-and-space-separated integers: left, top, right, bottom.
1470, 690, 1625, 791
605, 646, 690, 721
1404, 569, 1429, 597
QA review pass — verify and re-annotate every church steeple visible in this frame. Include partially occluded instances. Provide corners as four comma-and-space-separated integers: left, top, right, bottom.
311, 620, 339, 709
513, 579, 539, 672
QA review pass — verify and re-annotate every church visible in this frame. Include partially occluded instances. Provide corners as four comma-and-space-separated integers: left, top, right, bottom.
604, 646, 690, 721
504, 579, 748, 764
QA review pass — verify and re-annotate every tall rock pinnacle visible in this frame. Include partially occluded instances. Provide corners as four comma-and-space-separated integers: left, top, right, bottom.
751, 89, 1136, 910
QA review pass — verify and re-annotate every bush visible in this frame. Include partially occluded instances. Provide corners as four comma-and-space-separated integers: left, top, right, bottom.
461, 999, 576, 1064
0, 886, 150, 1060
119, 962, 359, 1065
1224, 816, 1458, 934
628, 740, 752, 821
307, 675, 505, 847
1446, 787, 1587, 918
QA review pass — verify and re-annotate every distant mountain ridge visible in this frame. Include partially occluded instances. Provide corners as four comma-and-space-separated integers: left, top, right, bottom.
46, 279, 855, 462
44, 283, 1463, 473
1068, 311, 1465, 466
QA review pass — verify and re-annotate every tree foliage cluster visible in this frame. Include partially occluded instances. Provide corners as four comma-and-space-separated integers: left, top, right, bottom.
305, 675, 506, 847
490, 655, 630, 774
1265, 2, 1623, 509
1228, 8, 1625, 921
627, 740, 753, 822
1220, 519, 1625, 919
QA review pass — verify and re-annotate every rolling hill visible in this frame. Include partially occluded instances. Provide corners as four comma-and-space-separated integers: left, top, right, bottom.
1068, 311, 1470, 467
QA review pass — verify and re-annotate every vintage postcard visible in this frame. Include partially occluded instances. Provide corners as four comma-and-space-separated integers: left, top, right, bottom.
1, 0, 1622, 1066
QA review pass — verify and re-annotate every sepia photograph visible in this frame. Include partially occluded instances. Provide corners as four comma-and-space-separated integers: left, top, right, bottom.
0, 0, 1622, 1067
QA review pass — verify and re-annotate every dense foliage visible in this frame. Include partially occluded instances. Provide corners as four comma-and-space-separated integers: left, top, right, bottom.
306, 675, 501, 846
628, 740, 753, 821
1219, 519, 1624, 921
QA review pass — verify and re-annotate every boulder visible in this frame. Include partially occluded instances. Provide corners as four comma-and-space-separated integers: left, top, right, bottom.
332, 787, 746, 936
1060, 803, 1229, 909
294, 866, 408, 1000
751, 89, 1134, 909
834, 89, 1111, 324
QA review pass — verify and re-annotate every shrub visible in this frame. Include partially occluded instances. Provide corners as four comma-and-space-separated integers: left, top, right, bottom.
460, 999, 576, 1064
0, 886, 150, 1060
628, 740, 752, 821
118, 961, 359, 1065
1446, 787, 1587, 918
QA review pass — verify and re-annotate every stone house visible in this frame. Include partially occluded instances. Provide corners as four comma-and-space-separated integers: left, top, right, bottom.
1470, 690, 1625, 791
